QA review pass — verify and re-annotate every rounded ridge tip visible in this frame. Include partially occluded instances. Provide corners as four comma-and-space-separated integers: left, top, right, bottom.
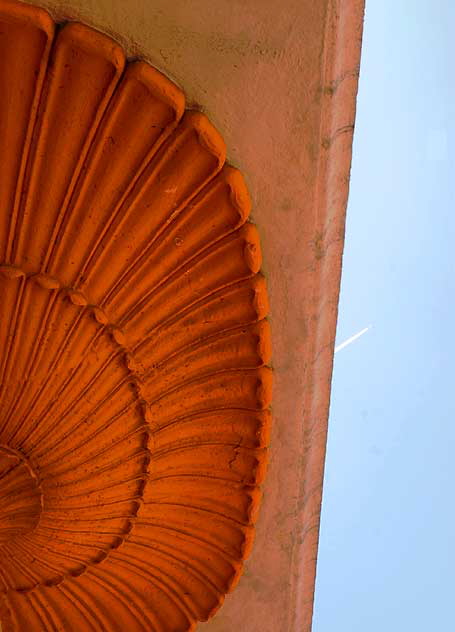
110, 327, 126, 346
227, 561, 245, 593
92, 306, 109, 325
59, 22, 126, 71
252, 275, 270, 320
67, 289, 88, 306
256, 366, 273, 409
240, 525, 255, 559
184, 110, 226, 167
205, 593, 226, 622
127, 61, 186, 120
32, 273, 60, 290
223, 166, 252, 221
256, 320, 272, 365
0, 0, 55, 38
253, 451, 268, 485
241, 223, 262, 274
246, 487, 263, 522
255, 409, 272, 447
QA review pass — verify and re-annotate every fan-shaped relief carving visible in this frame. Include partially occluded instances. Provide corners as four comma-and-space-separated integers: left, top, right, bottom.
0, 1, 272, 630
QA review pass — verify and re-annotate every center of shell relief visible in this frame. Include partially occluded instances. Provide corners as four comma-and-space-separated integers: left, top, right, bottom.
0, 275, 148, 591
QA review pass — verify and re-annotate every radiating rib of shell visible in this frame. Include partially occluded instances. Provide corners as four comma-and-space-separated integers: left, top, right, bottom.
0, 1, 271, 630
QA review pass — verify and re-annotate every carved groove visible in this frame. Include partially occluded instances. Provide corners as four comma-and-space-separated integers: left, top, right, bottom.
0, 1, 271, 630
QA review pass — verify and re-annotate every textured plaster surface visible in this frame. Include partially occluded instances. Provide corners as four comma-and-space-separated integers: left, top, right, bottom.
16, 1, 364, 630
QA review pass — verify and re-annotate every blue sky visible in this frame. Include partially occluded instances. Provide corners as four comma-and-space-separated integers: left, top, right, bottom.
313, 2, 454, 630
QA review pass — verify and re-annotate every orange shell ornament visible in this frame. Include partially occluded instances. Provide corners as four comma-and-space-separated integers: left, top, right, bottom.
0, 1, 272, 630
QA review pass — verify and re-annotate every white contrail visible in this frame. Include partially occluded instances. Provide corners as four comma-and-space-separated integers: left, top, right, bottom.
334, 325, 371, 353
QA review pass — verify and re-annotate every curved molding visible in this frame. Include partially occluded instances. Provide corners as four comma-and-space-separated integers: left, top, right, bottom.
0, 1, 271, 630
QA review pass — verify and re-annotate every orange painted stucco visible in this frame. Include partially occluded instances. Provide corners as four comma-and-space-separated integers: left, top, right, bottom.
0, 2, 272, 629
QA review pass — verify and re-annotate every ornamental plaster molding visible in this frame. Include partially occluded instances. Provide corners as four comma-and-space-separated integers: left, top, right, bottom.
0, 1, 271, 629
